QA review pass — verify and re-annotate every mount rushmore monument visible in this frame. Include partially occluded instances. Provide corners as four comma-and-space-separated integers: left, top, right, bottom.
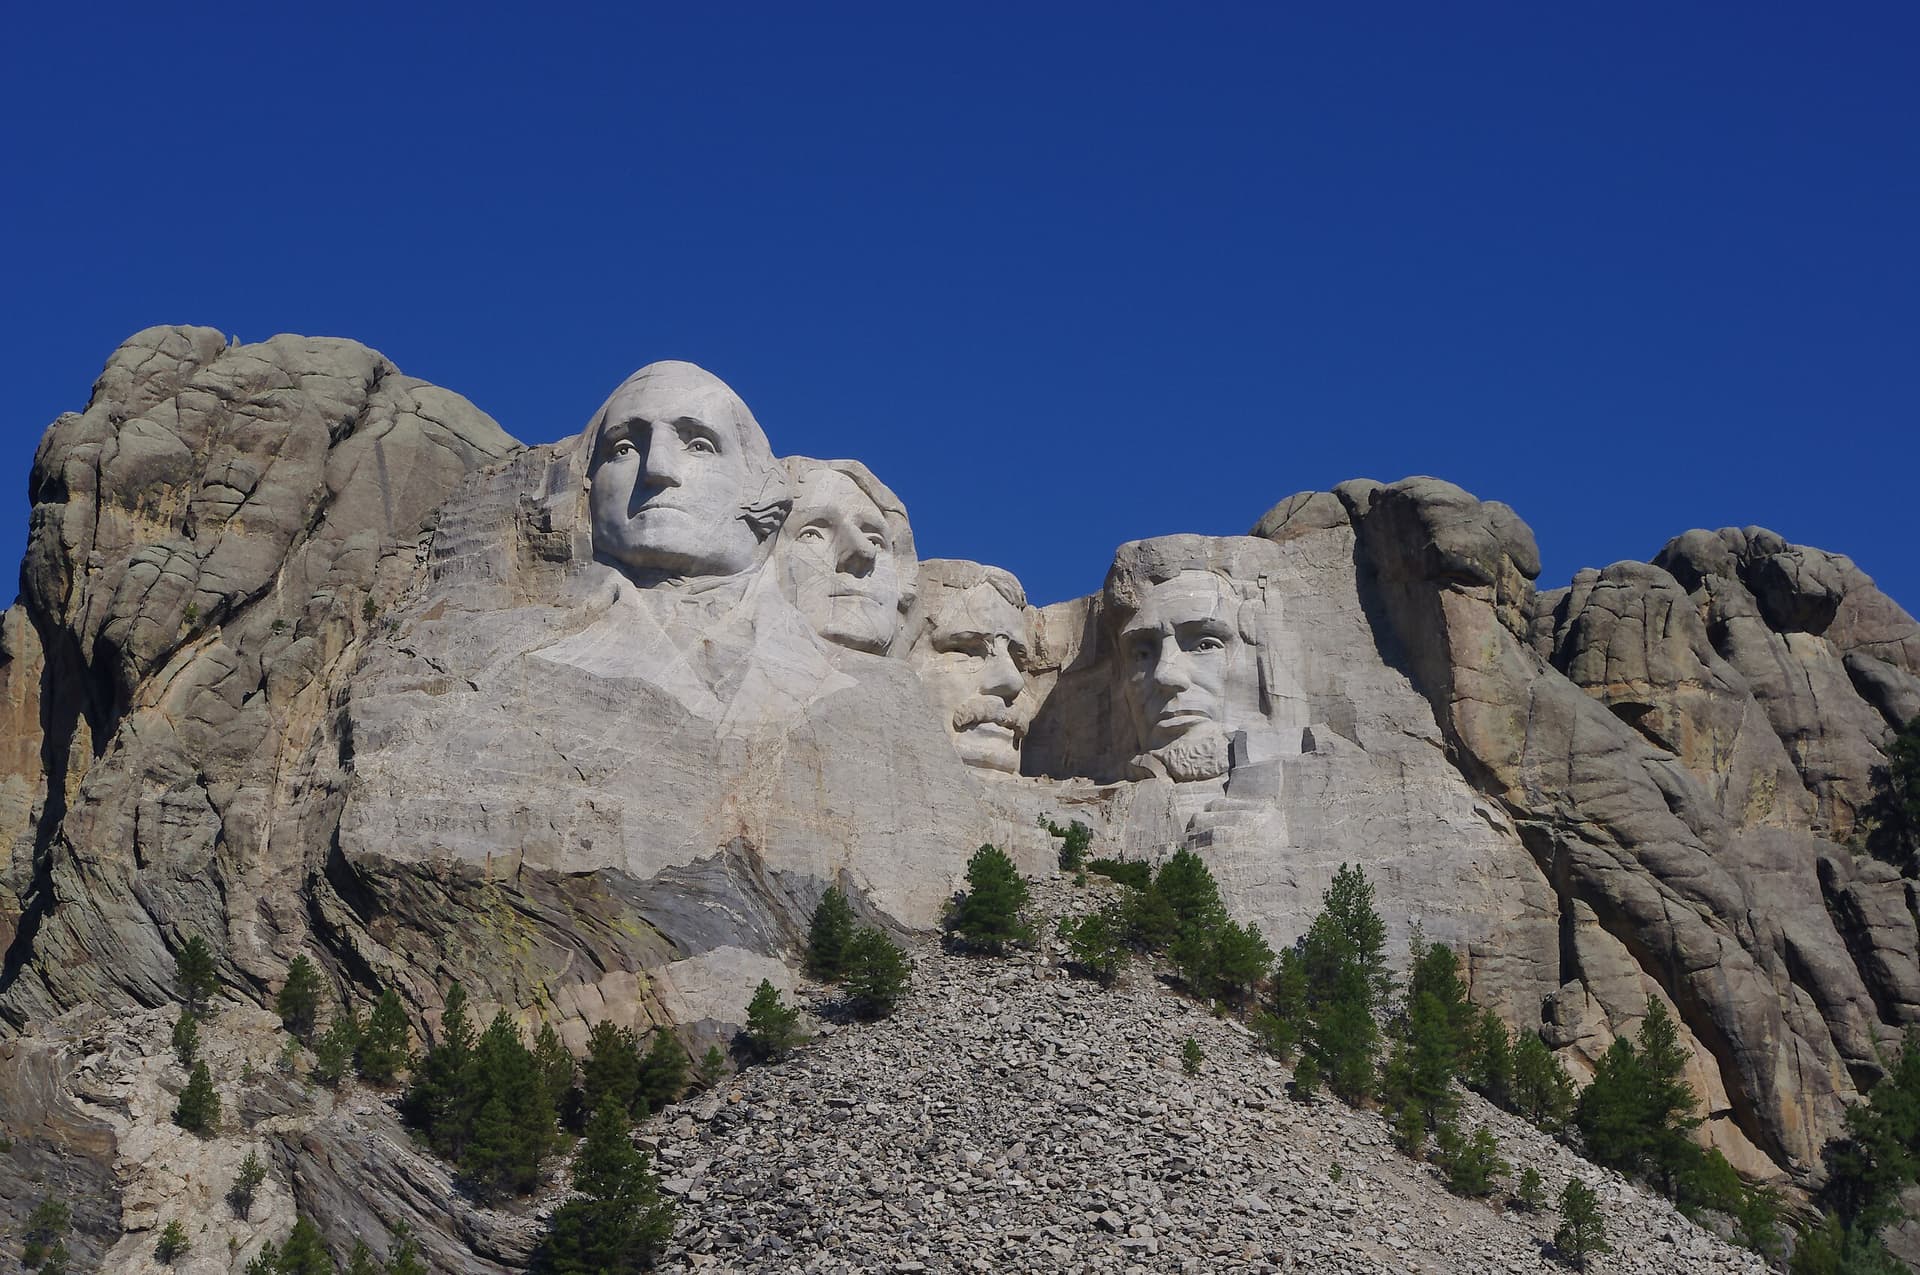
2, 326, 1918, 1218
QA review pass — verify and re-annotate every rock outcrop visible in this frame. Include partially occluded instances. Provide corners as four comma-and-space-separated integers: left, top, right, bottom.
2, 328, 1917, 1268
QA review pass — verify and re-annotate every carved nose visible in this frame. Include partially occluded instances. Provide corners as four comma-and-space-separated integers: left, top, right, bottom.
640, 434, 682, 489
1150, 645, 1193, 691
981, 642, 1022, 700
839, 535, 877, 577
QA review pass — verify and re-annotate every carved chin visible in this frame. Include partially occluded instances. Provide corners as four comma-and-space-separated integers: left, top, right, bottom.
1133, 726, 1232, 783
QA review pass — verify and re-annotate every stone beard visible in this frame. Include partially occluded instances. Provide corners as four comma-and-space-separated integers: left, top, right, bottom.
584, 360, 789, 585
1108, 560, 1270, 783
909, 564, 1034, 774
776, 459, 917, 655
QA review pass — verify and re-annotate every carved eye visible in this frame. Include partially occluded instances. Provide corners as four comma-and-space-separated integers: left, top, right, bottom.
1192, 636, 1227, 653
610, 439, 636, 458
795, 526, 827, 543
685, 436, 717, 455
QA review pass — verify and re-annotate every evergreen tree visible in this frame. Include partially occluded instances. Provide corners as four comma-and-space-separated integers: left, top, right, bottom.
949, 844, 1034, 953
1435, 1121, 1508, 1197
1467, 1007, 1513, 1108
1058, 902, 1131, 986
1121, 878, 1179, 950
743, 980, 805, 1061
637, 1029, 690, 1112
243, 1241, 281, 1275
384, 1224, 429, 1275
1209, 919, 1274, 1007
344, 1242, 381, 1275
171, 1008, 199, 1067
312, 1006, 361, 1087
276, 955, 323, 1041
402, 982, 477, 1153
461, 1010, 557, 1197
582, 1021, 645, 1120
154, 1221, 191, 1263
1862, 714, 1920, 872
1041, 816, 1093, 871
535, 1098, 675, 1274
1511, 1031, 1576, 1132
1817, 1026, 1920, 1238
694, 1045, 729, 1091
805, 887, 858, 981
1284, 864, 1391, 1105
1181, 1036, 1204, 1077
841, 927, 912, 1020
1383, 949, 1470, 1141
1155, 848, 1226, 940
1636, 997, 1703, 1195
228, 1149, 268, 1220
356, 988, 411, 1085
277, 1217, 337, 1275
22, 1196, 70, 1269
35, 1244, 69, 1275
1574, 998, 1701, 1192
175, 934, 218, 1018
1255, 946, 1308, 1061
173, 1060, 221, 1134
1515, 1165, 1547, 1212
1554, 1179, 1610, 1271
1790, 1213, 1906, 1275
533, 1021, 576, 1119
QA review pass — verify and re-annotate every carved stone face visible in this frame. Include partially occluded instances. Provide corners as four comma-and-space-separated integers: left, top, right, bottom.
912, 581, 1031, 773
1118, 570, 1246, 753
587, 363, 771, 580
777, 467, 905, 654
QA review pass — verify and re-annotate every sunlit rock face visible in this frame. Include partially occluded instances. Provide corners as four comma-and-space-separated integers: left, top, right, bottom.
906, 560, 1036, 774
6, 336, 1920, 1211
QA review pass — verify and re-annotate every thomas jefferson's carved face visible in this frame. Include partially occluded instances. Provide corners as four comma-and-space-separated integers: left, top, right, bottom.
912, 582, 1031, 773
588, 366, 764, 579
778, 468, 905, 654
1118, 570, 1244, 752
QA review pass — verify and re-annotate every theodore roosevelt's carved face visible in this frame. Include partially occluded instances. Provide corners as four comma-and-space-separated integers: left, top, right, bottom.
1118, 570, 1246, 763
912, 580, 1032, 773
586, 362, 780, 581
778, 466, 906, 654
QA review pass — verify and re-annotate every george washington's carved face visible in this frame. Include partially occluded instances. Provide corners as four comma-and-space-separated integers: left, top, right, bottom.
586, 362, 780, 581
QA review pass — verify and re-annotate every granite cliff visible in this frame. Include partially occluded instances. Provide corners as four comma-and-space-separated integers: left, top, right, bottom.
1, 327, 1915, 1267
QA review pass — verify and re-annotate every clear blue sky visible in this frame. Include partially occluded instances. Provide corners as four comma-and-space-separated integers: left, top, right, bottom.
3, 4, 1915, 611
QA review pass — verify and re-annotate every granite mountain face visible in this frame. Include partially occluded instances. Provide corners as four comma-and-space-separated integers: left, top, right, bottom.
1, 327, 1916, 1248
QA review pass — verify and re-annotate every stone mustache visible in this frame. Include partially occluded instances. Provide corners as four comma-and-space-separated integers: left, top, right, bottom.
576, 359, 1299, 782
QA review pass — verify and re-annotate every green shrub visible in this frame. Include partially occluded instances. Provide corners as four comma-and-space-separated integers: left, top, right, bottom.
1435, 1121, 1508, 1197
22, 1196, 70, 1269
1515, 1165, 1546, 1212
694, 1045, 728, 1091
805, 887, 857, 981
843, 927, 912, 1019
171, 1008, 199, 1068
227, 1149, 267, 1220
1181, 1037, 1203, 1077
743, 980, 805, 1061
356, 988, 411, 1085
154, 1221, 191, 1263
949, 844, 1034, 954
534, 1098, 674, 1273
175, 934, 218, 1018
1058, 902, 1131, 986
173, 1060, 220, 1134
276, 955, 323, 1041
1086, 858, 1151, 890
1554, 1179, 1609, 1270
1041, 816, 1093, 871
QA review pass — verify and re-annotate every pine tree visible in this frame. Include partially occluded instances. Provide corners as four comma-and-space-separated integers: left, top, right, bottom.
276, 955, 323, 1041
175, 934, 218, 1017
384, 1224, 429, 1275
356, 988, 411, 1085
277, 1217, 336, 1275
535, 1098, 675, 1274
842, 927, 913, 1019
344, 1241, 381, 1275
1181, 1037, 1203, 1077
805, 887, 857, 981
1467, 1007, 1513, 1108
402, 982, 479, 1155
1254, 945, 1308, 1062
1554, 1179, 1610, 1271
1209, 919, 1274, 1007
154, 1220, 191, 1263
1516, 1165, 1546, 1212
582, 1021, 645, 1121
1575, 998, 1701, 1192
1435, 1121, 1508, 1197
949, 843, 1034, 953
694, 1045, 729, 1091
637, 1029, 690, 1112
1155, 848, 1227, 939
173, 1060, 221, 1134
533, 1021, 576, 1118
1041, 817, 1093, 871
460, 1010, 558, 1197
228, 1149, 268, 1220
1636, 997, 1703, 1196
22, 1196, 70, 1269
1512, 1031, 1576, 1132
1862, 714, 1920, 872
243, 1241, 280, 1275
1290, 864, 1391, 1105
171, 1008, 199, 1067
1058, 902, 1131, 986
312, 1006, 361, 1087
743, 980, 805, 1061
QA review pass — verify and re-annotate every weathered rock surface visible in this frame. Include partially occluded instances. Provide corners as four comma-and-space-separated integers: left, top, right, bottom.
2, 330, 1918, 1270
